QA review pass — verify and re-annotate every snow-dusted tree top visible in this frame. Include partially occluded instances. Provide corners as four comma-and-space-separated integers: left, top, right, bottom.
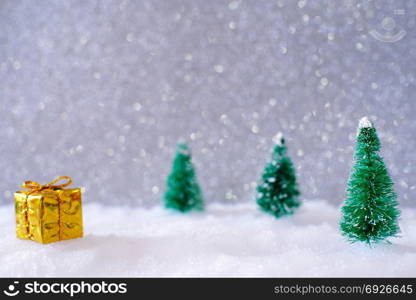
273, 132, 284, 145
358, 116, 373, 129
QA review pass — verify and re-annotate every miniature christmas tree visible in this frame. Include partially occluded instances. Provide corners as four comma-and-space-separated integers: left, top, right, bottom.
256, 135, 301, 218
164, 142, 203, 212
340, 117, 400, 244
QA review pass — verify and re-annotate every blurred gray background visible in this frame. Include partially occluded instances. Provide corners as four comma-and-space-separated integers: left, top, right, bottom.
0, 0, 415, 207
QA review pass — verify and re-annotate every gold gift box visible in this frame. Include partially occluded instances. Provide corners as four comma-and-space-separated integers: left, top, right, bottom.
14, 176, 83, 244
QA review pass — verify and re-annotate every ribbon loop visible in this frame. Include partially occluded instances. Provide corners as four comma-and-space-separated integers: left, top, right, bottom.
21, 176, 73, 191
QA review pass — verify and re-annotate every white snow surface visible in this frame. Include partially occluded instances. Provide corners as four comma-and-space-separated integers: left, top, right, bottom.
358, 116, 373, 129
0, 201, 415, 277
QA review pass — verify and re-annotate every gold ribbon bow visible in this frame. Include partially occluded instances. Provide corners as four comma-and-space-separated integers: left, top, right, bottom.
22, 176, 73, 191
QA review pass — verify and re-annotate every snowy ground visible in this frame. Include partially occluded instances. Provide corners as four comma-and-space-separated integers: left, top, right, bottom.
0, 201, 415, 277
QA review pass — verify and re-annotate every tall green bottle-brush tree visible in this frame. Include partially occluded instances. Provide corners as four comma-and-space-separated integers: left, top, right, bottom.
256, 135, 301, 218
164, 142, 203, 212
340, 117, 400, 244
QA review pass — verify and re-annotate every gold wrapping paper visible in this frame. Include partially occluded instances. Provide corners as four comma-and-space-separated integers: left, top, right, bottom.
14, 176, 83, 244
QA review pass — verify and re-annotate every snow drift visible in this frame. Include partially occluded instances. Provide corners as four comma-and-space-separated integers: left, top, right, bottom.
0, 201, 415, 277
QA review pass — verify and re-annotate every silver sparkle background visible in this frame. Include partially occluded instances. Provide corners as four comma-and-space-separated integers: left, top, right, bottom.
1, 0, 415, 207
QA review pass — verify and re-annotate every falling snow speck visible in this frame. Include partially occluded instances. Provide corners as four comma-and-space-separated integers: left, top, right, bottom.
133, 102, 142, 111
320, 77, 329, 87
228, 1, 240, 10
214, 64, 224, 73
298, 0, 307, 8
106, 148, 115, 157
184, 54, 193, 61
79, 36, 88, 45
126, 33, 134, 42
93, 72, 101, 80
152, 186, 159, 194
